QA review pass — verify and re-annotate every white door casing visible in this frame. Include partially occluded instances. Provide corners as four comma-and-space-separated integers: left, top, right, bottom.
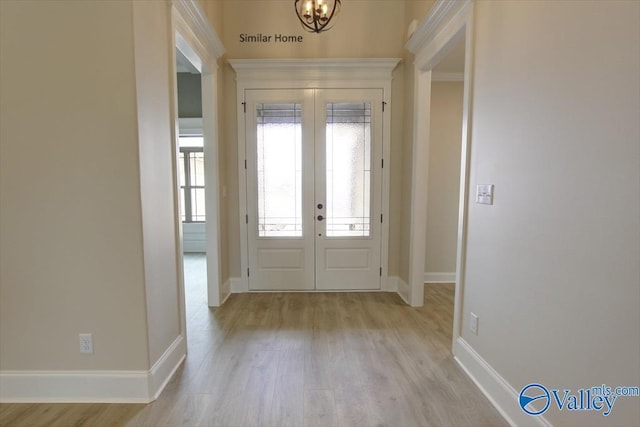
230, 58, 400, 293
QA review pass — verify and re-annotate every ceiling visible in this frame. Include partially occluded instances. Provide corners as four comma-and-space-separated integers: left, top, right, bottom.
176, 49, 200, 74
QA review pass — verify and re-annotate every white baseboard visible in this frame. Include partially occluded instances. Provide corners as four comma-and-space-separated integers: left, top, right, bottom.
148, 335, 186, 400
453, 337, 552, 427
396, 276, 410, 304
0, 335, 186, 404
424, 272, 456, 283
219, 277, 232, 304
0, 370, 150, 403
383, 276, 398, 292
230, 276, 247, 293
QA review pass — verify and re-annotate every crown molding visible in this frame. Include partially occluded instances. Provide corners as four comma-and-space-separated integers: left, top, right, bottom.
405, 0, 471, 55
171, 0, 225, 60
228, 58, 401, 83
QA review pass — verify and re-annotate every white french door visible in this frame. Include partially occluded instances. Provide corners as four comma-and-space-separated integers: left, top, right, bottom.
245, 88, 383, 291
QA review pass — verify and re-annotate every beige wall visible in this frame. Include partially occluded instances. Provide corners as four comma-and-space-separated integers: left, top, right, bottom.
0, 1, 149, 370
0, 0, 186, 374
200, 0, 224, 35
463, 1, 639, 425
221, 0, 405, 59
425, 82, 463, 274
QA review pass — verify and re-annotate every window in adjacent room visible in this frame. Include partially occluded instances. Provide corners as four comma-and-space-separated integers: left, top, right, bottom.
178, 135, 205, 222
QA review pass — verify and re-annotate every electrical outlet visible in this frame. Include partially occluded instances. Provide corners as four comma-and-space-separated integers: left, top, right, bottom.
470, 312, 479, 335
79, 333, 93, 354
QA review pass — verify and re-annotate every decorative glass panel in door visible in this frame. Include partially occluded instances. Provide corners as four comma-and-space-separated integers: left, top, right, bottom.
256, 102, 302, 237
325, 102, 371, 237
245, 90, 315, 291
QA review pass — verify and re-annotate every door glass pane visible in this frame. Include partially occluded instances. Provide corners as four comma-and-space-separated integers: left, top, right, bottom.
325, 102, 371, 237
256, 103, 302, 237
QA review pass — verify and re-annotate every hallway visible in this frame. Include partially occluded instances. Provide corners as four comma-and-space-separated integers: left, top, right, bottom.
0, 277, 506, 426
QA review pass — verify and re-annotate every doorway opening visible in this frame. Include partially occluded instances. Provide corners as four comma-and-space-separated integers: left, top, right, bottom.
171, 23, 224, 338
175, 49, 208, 317
424, 39, 465, 288
405, 1, 474, 351
229, 59, 399, 294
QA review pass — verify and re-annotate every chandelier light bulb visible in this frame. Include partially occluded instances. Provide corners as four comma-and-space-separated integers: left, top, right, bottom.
294, 0, 341, 33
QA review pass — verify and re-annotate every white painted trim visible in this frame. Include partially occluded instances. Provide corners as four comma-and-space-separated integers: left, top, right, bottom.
432, 72, 464, 82
452, 20, 476, 346
230, 277, 248, 293
406, 68, 431, 307
423, 272, 456, 283
229, 59, 400, 293
169, 15, 188, 341
171, 0, 225, 61
229, 58, 401, 85
453, 337, 552, 427
383, 276, 399, 292
0, 371, 150, 403
0, 336, 185, 404
396, 277, 410, 304
202, 67, 224, 307
406, 0, 470, 55
220, 278, 232, 304
148, 335, 186, 400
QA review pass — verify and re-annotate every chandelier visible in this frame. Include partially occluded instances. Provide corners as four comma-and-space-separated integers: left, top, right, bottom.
294, 0, 341, 34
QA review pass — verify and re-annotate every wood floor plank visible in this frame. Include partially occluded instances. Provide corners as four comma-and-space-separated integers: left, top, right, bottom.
302, 389, 337, 427
0, 278, 507, 427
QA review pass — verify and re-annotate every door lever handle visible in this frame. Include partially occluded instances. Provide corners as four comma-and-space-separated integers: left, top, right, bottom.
317, 215, 324, 221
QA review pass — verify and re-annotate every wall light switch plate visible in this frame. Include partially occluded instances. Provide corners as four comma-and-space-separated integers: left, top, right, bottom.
470, 312, 479, 335
476, 184, 494, 205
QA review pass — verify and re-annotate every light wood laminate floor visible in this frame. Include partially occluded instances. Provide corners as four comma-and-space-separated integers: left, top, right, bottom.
1, 260, 506, 426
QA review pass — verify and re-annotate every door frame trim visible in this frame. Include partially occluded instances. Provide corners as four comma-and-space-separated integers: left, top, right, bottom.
229, 58, 400, 292
405, 0, 474, 345
171, 0, 226, 315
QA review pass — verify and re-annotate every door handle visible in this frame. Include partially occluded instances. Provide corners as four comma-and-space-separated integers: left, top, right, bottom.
317, 215, 324, 221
